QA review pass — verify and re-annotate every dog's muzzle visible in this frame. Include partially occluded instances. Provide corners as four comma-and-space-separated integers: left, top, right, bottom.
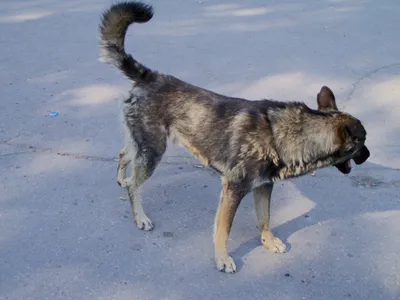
334, 145, 370, 174
352, 145, 370, 165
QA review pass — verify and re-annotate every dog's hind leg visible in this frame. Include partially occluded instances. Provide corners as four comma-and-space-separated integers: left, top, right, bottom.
214, 177, 247, 273
117, 147, 131, 187
253, 184, 287, 253
125, 143, 165, 231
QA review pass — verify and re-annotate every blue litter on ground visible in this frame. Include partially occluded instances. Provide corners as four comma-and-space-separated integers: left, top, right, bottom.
48, 111, 59, 117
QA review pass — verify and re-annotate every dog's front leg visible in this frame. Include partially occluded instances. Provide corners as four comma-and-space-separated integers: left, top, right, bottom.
253, 183, 287, 253
214, 177, 247, 273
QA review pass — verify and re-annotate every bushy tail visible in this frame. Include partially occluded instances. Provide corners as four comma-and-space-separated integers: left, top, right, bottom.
99, 1, 157, 83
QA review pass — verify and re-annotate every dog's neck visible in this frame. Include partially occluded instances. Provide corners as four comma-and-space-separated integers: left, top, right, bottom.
270, 151, 340, 182
267, 105, 342, 181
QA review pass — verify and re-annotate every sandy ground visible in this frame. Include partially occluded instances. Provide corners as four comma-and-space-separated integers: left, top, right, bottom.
1, 0, 399, 299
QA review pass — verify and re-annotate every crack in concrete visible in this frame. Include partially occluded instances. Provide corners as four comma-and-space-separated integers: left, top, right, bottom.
0, 140, 119, 162
344, 62, 400, 104
0, 140, 203, 167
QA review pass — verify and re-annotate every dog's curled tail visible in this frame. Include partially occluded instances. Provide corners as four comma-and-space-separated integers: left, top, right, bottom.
99, 1, 157, 83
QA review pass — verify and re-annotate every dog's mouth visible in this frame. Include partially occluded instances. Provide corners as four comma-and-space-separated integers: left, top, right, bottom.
334, 145, 370, 174
335, 159, 352, 174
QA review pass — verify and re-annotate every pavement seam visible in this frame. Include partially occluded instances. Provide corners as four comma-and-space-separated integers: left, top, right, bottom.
0, 139, 208, 168
344, 62, 400, 105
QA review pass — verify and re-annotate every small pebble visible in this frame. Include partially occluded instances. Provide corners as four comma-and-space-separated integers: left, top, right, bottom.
130, 244, 142, 251
163, 232, 174, 238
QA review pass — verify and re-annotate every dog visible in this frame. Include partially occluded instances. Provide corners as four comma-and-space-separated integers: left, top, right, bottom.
99, 1, 370, 273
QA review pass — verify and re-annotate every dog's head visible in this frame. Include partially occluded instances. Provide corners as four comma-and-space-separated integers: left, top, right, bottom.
317, 86, 370, 174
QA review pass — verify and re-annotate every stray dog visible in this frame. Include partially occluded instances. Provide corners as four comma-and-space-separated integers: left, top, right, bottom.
99, 1, 370, 273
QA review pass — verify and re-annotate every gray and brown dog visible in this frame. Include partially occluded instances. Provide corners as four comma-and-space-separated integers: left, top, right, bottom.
99, 1, 370, 273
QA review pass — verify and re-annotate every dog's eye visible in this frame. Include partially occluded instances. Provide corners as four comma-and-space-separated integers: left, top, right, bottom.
353, 136, 366, 144
344, 124, 366, 144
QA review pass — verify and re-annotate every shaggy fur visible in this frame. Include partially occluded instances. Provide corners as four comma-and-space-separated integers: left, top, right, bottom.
99, 1, 370, 273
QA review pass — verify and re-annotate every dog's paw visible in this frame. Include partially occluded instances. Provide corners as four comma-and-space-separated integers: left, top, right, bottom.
262, 236, 287, 253
134, 214, 154, 231
216, 255, 237, 273
118, 177, 132, 188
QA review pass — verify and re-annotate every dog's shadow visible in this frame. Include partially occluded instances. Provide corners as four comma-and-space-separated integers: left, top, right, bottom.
231, 160, 400, 271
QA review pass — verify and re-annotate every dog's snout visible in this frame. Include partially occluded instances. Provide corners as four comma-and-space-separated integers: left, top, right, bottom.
346, 120, 366, 144
355, 136, 366, 144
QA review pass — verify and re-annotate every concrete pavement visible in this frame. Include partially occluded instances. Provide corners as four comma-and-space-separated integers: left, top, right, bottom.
1, 0, 400, 299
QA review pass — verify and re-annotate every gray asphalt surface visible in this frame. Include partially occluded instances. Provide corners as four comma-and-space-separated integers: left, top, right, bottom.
1, 0, 400, 299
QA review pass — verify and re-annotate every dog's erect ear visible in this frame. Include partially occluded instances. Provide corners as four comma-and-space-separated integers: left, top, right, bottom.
317, 86, 338, 112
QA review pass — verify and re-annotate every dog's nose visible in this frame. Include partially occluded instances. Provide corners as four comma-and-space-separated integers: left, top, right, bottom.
353, 145, 370, 165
